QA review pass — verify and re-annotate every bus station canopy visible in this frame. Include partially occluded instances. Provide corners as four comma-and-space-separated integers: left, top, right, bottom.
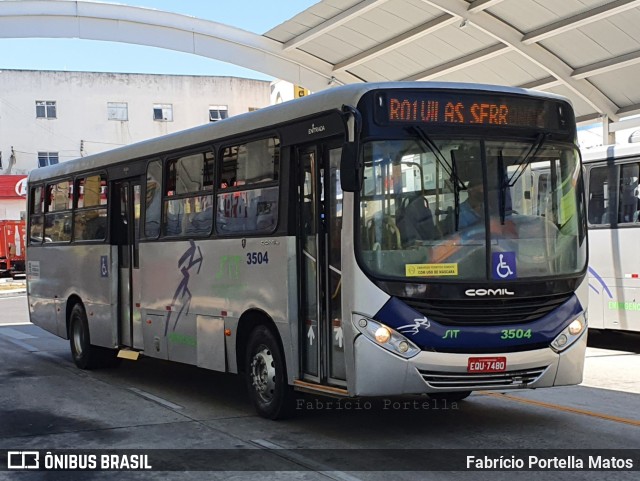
2, 0, 640, 133
266, 0, 640, 132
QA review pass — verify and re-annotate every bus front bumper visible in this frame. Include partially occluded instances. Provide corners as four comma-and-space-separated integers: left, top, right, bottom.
352, 331, 587, 396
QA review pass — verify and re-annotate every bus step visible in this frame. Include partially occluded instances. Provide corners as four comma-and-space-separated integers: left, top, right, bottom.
117, 349, 141, 361
293, 380, 348, 397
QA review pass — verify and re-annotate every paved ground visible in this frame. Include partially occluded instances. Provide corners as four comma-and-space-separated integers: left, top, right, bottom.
0, 294, 638, 480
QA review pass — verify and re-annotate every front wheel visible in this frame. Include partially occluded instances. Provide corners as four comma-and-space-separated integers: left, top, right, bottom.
245, 325, 293, 419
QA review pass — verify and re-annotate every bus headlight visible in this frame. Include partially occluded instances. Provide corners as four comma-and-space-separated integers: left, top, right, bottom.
353, 317, 420, 359
551, 316, 586, 353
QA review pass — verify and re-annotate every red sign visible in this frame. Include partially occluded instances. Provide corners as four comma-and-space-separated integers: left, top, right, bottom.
0, 175, 27, 199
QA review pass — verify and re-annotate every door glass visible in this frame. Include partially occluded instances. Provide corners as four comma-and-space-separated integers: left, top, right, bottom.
119, 184, 130, 269
133, 184, 141, 268
301, 152, 318, 377
327, 148, 345, 380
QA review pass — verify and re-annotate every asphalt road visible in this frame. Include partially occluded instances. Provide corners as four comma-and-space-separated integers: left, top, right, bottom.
0, 293, 638, 480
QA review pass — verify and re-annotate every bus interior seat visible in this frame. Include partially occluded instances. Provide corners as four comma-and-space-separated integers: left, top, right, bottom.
365, 215, 401, 250
436, 206, 455, 236
396, 194, 437, 245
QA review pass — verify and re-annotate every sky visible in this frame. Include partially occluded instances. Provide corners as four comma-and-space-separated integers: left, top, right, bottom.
0, 0, 318, 80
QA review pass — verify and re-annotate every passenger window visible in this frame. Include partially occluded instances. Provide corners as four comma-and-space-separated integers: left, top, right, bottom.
618, 162, 640, 224
217, 137, 280, 235
74, 174, 108, 241
29, 185, 45, 244
145, 160, 163, 238
44, 180, 72, 242
588, 167, 612, 225
163, 152, 214, 237
219, 137, 279, 188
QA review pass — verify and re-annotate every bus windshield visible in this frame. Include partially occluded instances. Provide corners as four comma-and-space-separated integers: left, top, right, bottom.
358, 136, 586, 281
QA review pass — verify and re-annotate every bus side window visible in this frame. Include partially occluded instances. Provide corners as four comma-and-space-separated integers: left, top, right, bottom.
145, 160, 162, 238
588, 167, 609, 225
618, 162, 639, 224
44, 180, 72, 242
216, 137, 280, 235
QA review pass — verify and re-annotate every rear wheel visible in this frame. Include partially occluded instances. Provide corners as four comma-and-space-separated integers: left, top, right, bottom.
245, 325, 293, 419
428, 391, 472, 402
69, 303, 119, 369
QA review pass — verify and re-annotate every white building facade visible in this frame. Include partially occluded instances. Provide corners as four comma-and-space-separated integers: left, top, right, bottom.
0, 69, 271, 219
0, 69, 270, 174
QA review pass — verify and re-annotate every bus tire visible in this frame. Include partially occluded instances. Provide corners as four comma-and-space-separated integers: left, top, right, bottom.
245, 325, 293, 420
428, 391, 472, 402
69, 303, 101, 370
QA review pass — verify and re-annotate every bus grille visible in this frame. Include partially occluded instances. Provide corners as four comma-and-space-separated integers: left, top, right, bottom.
400, 292, 572, 326
419, 367, 548, 390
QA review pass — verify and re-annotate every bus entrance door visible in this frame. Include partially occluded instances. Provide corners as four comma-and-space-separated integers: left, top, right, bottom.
114, 178, 144, 351
298, 144, 346, 387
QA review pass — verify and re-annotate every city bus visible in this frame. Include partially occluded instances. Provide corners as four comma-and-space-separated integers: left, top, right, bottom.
581, 143, 640, 333
26, 82, 588, 419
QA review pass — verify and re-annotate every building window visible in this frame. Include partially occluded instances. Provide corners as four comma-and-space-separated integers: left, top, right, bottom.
38, 152, 59, 168
108, 102, 128, 121
36, 101, 57, 119
248, 107, 259, 112
153, 104, 173, 121
209, 105, 228, 122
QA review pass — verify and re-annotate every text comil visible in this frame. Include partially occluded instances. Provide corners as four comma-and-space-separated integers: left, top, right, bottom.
389, 98, 510, 125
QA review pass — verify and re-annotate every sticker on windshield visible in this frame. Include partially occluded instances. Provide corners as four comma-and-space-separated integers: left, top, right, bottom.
406, 263, 458, 277
492, 252, 517, 280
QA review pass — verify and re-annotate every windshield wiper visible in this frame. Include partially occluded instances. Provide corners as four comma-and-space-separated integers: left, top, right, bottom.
506, 133, 549, 188
408, 126, 466, 190
407, 126, 467, 230
498, 133, 549, 224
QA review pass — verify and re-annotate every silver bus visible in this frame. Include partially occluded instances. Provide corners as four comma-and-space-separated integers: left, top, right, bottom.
582, 143, 640, 333
27, 82, 589, 419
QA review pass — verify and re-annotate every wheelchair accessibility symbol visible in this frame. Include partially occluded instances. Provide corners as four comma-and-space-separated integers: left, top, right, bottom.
100, 255, 109, 278
492, 252, 516, 280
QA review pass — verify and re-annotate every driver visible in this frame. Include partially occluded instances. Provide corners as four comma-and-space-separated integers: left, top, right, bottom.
458, 180, 484, 230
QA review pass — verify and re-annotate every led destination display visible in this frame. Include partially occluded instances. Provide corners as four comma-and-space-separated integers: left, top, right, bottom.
377, 92, 565, 130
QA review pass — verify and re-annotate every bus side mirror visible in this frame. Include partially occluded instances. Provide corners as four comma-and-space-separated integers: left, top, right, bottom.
340, 142, 361, 192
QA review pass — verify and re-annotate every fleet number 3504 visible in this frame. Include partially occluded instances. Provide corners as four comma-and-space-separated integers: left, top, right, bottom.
500, 328, 532, 340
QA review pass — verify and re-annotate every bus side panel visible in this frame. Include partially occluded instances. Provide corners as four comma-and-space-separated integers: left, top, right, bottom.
137, 237, 293, 373
588, 228, 640, 332
27, 244, 115, 345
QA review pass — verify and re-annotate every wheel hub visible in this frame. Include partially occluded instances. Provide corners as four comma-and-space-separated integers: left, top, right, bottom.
250, 346, 276, 403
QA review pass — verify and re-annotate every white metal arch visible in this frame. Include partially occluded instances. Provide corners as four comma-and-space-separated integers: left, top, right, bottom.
0, 0, 362, 92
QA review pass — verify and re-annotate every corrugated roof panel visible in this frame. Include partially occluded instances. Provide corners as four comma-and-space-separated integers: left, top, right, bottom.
265, 12, 325, 42
540, 29, 611, 68
430, 52, 545, 87
393, 35, 456, 66
298, 33, 358, 64
362, 50, 425, 80
590, 64, 640, 107
485, 0, 569, 32
305, 1, 346, 21
426, 24, 496, 54
578, 9, 640, 54
380, 0, 444, 23
347, 61, 393, 82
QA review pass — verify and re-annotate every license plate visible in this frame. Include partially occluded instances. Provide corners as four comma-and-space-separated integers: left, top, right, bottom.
467, 356, 507, 373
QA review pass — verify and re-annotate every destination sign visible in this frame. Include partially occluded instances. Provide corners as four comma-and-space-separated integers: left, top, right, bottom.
376, 92, 564, 130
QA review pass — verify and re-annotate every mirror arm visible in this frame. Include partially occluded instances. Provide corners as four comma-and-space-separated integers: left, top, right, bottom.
339, 105, 363, 192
